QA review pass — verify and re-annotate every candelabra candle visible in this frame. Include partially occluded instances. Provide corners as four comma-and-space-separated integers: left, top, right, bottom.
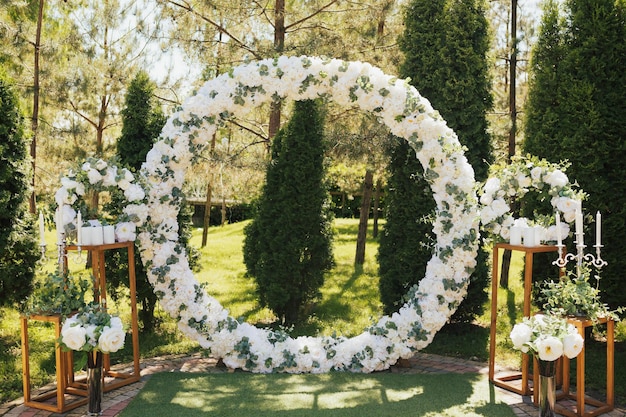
596, 211, 601, 247
553, 209, 607, 272
57, 233, 67, 275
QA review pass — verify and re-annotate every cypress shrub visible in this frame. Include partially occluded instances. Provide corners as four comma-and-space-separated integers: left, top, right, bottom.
0, 70, 40, 307
243, 100, 333, 325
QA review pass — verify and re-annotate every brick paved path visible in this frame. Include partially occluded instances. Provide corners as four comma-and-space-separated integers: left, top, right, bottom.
1, 353, 624, 417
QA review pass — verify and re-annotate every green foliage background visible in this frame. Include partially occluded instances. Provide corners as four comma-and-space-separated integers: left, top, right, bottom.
0, 70, 40, 307
379, 0, 493, 321
243, 100, 334, 325
523, 0, 626, 310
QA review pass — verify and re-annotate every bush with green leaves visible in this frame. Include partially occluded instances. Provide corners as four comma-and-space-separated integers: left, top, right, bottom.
243, 99, 334, 325
523, 0, 626, 311
0, 70, 40, 308
379, 0, 492, 321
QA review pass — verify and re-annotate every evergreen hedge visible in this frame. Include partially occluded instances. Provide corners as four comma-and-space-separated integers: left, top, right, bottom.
243, 100, 334, 325
0, 70, 39, 307
523, 0, 626, 310
379, 0, 493, 321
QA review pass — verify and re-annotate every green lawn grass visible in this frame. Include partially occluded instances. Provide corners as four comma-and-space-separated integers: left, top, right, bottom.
1, 218, 624, 407
119, 372, 517, 417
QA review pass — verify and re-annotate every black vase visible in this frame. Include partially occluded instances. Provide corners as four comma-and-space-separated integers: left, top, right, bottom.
87, 351, 104, 416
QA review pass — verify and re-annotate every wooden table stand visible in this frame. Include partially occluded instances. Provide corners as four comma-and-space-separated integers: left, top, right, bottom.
21, 241, 141, 412
20, 314, 88, 413
488, 243, 560, 396
552, 317, 614, 417
66, 241, 141, 392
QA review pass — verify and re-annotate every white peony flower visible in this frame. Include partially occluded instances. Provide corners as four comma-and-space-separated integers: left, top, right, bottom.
98, 326, 126, 353
536, 336, 564, 361
115, 222, 136, 242
510, 323, 532, 352
563, 332, 584, 359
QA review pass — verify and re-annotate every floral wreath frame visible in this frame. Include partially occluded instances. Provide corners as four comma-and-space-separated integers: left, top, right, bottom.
478, 155, 584, 243
56, 56, 481, 373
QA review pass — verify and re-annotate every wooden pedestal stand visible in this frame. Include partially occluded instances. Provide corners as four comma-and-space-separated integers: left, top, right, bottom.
546, 317, 614, 417
488, 243, 560, 396
20, 314, 85, 413
20, 241, 140, 413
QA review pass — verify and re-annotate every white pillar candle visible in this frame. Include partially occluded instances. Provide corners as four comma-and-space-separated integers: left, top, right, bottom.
91, 226, 104, 245
76, 212, 82, 246
555, 211, 562, 246
596, 211, 601, 246
523, 227, 535, 247
39, 212, 45, 246
575, 202, 583, 239
534, 226, 543, 246
81, 227, 93, 246
103, 225, 115, 244
509, 226, 522, 245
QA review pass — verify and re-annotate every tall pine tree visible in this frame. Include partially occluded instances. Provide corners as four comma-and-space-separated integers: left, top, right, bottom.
243, 99, 333, 325
523, 0, 626, 309
0, 70, 40, 307
379, 0, 493, 321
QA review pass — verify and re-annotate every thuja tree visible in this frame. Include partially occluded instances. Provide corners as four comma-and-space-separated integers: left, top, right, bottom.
379, 0, 493, 321
523, 0, 626, 309
243, 99, 333, 325
378, 137, 435, 315
0, 71, 40, 307
105, 71, 198, 331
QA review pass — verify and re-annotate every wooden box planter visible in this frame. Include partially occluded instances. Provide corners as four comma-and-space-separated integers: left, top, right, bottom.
21, 241, 140, 412
544, 317, 615, 417
488, 242, 562, 396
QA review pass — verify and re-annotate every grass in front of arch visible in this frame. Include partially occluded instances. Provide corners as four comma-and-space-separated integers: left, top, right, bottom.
190, 218, 383, 338
119, 371, 517, 417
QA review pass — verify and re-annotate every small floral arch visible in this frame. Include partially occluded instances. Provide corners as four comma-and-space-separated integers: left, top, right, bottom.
478, 155, 585, 243
57, 56, 480, 373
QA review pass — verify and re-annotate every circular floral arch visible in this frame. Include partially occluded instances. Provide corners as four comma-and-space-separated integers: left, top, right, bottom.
59, 56, 481, 373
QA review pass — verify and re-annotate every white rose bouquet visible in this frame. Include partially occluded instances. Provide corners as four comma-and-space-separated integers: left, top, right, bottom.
60, 303, 126, 353
510, 314, 584, 362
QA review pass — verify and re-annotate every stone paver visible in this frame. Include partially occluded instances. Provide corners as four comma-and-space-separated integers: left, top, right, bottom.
2, 353, 624, 417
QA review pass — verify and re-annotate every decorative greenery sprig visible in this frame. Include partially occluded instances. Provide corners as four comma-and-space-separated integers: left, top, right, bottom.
540, 263, 623, 323
23, 272, 92, 317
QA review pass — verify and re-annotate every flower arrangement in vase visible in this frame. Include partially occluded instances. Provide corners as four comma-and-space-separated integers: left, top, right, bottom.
510, 314, 584, 417
59, 302, 125, 416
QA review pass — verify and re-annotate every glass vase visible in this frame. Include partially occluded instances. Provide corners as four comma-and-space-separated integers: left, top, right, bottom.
87, 350, 104, 416
538, 359, 557, 417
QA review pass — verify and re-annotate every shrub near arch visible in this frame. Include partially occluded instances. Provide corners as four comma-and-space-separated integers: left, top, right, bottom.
57, 56, 480, 373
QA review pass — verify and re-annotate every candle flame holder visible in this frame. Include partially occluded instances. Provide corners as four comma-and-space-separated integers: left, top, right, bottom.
57, 233, 67, 275
553, 238, 607, 277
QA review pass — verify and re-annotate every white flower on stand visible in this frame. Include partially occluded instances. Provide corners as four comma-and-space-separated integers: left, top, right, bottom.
510, 314, 583, 362
60, 303, 125, 353
115, 222, 136, 242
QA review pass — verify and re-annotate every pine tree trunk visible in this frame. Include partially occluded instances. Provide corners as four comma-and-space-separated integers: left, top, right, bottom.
355, 170, 374, 265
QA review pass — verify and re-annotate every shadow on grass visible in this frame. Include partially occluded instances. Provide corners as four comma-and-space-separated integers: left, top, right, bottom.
424, 322, 490, 362
120, 372, 517, 417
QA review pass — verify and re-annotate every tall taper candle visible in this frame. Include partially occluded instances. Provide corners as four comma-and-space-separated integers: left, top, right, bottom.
39, 212, 45, 246
55, 207, 63, 244
555, 211, 562, 247
596, 211, 601, 246
575, 203, 583, 245
77, 212, 82, 246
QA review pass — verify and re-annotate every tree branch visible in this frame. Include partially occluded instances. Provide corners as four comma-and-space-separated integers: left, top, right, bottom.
164, 0, 262, 60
